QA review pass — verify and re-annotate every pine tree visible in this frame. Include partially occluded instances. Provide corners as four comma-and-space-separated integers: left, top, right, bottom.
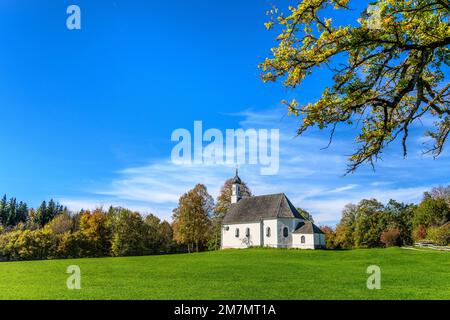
16, 201, 28, 224
6, 197, 17, 226
36, 201, 47, 227
0, 194, 7, 226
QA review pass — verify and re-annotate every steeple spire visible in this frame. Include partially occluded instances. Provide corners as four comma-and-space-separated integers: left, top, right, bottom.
232, 167, 242, 185
231, 168, 242, 204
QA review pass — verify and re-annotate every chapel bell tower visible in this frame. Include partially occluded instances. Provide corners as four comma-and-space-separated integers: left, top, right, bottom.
231, 169, 242, 204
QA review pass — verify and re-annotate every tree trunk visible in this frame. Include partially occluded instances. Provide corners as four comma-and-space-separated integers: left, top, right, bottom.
215, 225, 219, 250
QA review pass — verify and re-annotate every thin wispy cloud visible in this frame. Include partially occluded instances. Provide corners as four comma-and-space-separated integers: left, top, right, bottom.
58, 108, 450, 225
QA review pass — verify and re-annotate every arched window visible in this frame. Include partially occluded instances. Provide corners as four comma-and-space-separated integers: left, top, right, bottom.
283, 227, 289, 238
245, 228, 250, 237
235, 228, 239, 238
266, 227, 271, 237
301, 236, 306, 244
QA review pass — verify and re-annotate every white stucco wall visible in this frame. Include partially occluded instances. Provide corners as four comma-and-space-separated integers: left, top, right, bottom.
261, 219, 278, 248
292, 233, 315, 249
222, 218, 325, 249
221, 222, 262, 249
277, 218, 304, 248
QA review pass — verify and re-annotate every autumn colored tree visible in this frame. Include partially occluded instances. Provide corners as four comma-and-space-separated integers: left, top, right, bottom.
158, 220, 178, 253
261, 0, 450, 172
380, 228, 402, 247
412, 225, 428, 241
47, 212, 76, 235
110, 208, 146, 257
413, 196, 450, 228
353, 199, 386, 247
209, 178, 252, 250
320, 225, 337, 249
172, 184, 213, 253
144, 214, 176, 254
426, 223, 450, 245
335, 203, 358, 248
79, 208, 112, 257
383, 199, 415, 245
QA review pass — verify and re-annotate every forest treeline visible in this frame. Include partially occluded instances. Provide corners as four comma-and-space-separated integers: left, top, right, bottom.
322, 186, 450, 249
0, 178, 249, 261
0, 183, 448, 261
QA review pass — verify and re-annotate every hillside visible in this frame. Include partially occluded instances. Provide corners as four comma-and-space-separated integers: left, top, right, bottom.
0, 248, 449, 300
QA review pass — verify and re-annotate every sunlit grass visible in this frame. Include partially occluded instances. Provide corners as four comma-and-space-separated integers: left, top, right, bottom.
0, 248, 448, 300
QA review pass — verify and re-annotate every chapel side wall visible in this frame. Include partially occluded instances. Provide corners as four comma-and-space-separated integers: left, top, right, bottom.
222, 222, 262, 249
277, 218, 303, 248
262, 219, 278, 248
292, 233, 315, 249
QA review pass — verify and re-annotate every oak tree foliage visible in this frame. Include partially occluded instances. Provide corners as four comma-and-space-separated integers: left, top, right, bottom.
260, 0, 450, 171
172, 184, 214, 253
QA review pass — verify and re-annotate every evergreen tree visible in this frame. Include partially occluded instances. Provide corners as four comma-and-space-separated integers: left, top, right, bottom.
16, 201, 28, 225
36, 201, 47, 227
6, 197, 17, 226
35, 199, 64, 227
0, 195, 7, 226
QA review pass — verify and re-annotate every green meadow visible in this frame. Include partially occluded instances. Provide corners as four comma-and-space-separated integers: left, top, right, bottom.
0, 248, 448, 300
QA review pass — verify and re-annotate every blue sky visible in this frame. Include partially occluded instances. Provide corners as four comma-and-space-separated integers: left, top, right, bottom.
0, 0, 448, 225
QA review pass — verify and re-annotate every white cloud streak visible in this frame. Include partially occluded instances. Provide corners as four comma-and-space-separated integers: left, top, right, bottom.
58, 108, 450, 225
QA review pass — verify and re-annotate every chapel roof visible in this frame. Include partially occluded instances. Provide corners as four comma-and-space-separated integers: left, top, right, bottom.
223, 193, 306, 224
293, 220, 324, 235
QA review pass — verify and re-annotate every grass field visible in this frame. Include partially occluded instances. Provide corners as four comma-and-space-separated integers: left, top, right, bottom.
0, 248, 449, 300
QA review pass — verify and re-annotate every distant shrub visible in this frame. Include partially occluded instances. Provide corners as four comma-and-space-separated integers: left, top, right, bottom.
427, 224, 450, 246
0, 230, 21, 260
380, 228, 401, 247
14, 229, 57, 260
47, 213, 74, 235
413, 225, 427, 241
320, 226, 338, 249
0, 229, 57, 261
57, 231, 95, 259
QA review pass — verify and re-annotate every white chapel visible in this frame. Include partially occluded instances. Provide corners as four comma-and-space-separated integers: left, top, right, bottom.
221, 171, 326, 250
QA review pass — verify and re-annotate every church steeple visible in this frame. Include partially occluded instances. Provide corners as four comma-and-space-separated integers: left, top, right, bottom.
231, 169, 242, 204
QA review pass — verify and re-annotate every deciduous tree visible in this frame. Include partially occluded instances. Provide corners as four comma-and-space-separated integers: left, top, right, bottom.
354, 199, 386, 247
335, 203, 358, 248
79, 208, 112, 257
413, 196, 450, 228
173, 184, 213, 253
110, 208, 146, 257
261, 0, 450, 172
